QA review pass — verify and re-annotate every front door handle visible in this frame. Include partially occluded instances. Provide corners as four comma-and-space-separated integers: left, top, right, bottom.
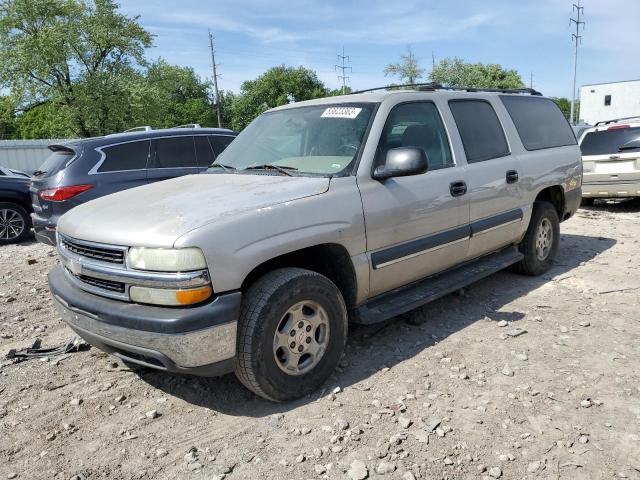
450, 180, 467, 197
506, 170, 519, 184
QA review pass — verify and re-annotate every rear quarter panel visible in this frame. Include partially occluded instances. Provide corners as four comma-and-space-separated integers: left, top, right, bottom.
493, 99, 582, 233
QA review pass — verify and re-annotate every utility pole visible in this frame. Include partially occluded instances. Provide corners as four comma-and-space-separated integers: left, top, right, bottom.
208, 30, 222, 128
569, 1, 585, 125
335, 47, 352, 95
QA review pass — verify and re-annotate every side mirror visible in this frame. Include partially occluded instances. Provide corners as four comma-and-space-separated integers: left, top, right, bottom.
373, 147, 429, 180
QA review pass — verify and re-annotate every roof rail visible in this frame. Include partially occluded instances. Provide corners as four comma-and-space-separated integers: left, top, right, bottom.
172, 123, 202, 129
123, 126, 153, 133
594, 116, 640, 126
350, 82, 543, 96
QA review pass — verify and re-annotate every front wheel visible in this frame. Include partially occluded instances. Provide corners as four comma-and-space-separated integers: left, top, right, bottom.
514, 201, 560, 276
234, 268, 348, 401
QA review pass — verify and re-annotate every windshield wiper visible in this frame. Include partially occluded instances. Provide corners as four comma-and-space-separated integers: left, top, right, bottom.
208, 163, 236, 173
32, 170, 46, 176
243, 164, 299, 177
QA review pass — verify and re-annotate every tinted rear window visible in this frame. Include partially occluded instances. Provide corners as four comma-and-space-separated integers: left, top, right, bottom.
580, 127, 640, 156
449, 100, 509, 163
35, 150, 75, 177
99, 140, 150, 172
500, 96, 576, 150
154, 136, 197, 168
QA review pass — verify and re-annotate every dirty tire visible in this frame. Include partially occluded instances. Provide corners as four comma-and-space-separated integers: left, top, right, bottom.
515, 201, 560, 276
234, 268, 348, 402
0, 202, 31, 245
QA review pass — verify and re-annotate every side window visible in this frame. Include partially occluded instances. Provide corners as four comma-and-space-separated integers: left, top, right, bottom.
154, 136, 197, 168
500, 96, 577, 150
209, 135, 234, 156
377, 102, 453, 170
98, 140, 150, 172
194, 136, 216, 167
449, 100, 509, 163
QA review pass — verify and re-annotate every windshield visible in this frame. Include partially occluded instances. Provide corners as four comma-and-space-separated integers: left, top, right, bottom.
211, 103, 374, 176
580, 127, 640, 156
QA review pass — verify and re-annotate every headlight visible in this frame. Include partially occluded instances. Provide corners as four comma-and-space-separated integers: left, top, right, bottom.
130, 285, 213, 306
127, 247, 207, 272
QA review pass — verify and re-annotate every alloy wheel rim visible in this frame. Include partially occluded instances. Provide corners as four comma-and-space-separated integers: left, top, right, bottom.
535, 217, 553, 260
0, 208, 25, 240
273, 300, 330, 376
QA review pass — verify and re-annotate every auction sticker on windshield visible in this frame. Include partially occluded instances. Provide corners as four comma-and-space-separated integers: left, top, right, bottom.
321, 107, 362, 119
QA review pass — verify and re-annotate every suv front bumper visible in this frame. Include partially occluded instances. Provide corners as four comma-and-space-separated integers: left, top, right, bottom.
49, 266, 241, 376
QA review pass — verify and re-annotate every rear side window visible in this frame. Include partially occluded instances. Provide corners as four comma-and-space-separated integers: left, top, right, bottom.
377, 102, 453, 169
449, 100, 509, 163
209, 135, 234, 156
36, 149, 75, 177
154, 136, 198, 168
98, 140, 150, 172
580, 127, 640, 156
500, 96, 576, 150
194, 136, 216, 167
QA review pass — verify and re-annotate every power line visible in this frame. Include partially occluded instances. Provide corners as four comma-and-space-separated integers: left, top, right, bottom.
208, 29, 222, 128
335, 47, 352, 95
569, 1, 585, 125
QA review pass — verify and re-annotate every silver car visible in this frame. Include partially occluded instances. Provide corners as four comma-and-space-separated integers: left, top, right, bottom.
48, 87, 582, 401
579, 117, 640, 204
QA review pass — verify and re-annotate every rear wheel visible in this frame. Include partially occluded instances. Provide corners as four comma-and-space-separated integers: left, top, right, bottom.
234, 268, 348, 401
0, 202, 31, 245
514, 201, 560, 276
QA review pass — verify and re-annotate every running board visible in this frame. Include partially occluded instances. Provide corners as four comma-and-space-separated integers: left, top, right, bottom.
354, 247, 524, 324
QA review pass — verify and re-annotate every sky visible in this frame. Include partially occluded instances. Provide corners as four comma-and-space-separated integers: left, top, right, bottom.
120, 0, 640, 99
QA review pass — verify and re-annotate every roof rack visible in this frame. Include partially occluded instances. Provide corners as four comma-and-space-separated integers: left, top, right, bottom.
172, 123, 202, 129
594, 116, 640, 126
123, 126, 152, 133
350, 82, 542, 96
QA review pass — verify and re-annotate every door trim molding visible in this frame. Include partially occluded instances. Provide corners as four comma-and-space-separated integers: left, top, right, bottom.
370, 207, 524, 270
371, 225, 471, 270
470, 208, 523, 236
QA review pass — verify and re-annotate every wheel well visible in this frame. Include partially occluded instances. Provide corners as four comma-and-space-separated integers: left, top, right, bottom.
0, 197, 30, 212
241, 244, 358, 309
535, 186, 565, 220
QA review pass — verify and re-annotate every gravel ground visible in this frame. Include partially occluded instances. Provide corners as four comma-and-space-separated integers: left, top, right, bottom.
1, 200, 640, 480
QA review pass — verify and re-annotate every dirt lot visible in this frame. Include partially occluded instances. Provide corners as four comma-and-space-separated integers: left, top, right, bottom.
1, 201, 639, 480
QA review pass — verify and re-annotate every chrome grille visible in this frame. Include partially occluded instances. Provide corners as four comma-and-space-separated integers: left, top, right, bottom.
61, 237, 124, 264
73, 271, 125, 293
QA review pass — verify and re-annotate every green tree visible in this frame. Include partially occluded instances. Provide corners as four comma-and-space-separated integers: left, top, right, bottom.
430, 57, 524, 89
231, 66, 327, 131
131, 59, 215, 129
551, 97, 579, 121
0, 96, 17, 139
328, 86, 352, 96
0, 0, 152, 137
384, 47, 425, 84
14, 101, 76, 138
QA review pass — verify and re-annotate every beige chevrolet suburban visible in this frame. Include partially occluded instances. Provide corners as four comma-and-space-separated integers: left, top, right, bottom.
48, 85, 582, 401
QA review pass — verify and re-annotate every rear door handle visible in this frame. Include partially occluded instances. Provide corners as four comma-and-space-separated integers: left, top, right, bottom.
450, 180, 467, 197
506, 170, 519, 184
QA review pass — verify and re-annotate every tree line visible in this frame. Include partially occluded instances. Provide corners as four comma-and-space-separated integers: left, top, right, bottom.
0, 0, 577, 140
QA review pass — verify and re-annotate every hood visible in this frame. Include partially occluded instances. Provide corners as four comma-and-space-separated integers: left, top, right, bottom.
58, 173, 329, 247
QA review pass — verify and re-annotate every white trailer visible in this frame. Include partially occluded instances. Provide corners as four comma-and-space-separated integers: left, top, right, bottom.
579, 79, 640, 126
